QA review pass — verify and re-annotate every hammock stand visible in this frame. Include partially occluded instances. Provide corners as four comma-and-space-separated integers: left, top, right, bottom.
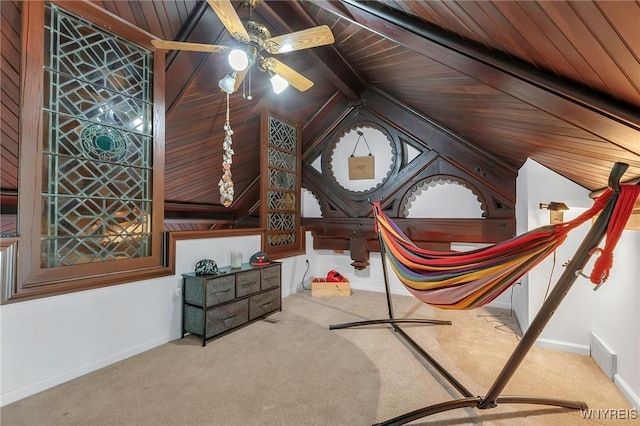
330, 162, 637, 426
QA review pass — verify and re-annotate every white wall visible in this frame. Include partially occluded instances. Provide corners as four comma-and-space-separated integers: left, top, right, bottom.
512, 161, 531, 328
590, 230, 640, 408
0, 233, 311, 406
516, 159, 594, 353
514, 159, 639, 408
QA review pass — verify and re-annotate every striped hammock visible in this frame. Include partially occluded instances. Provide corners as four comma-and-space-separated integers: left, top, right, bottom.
374, 184, 640, 310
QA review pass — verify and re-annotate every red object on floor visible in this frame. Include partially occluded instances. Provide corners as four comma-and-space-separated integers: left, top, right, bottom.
326, 270, 347, 282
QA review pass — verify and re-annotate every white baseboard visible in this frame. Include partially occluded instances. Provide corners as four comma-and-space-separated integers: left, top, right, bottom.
614, 374, 640, 410
485, 300, 513, 311
513, 305, 527, 334
0, 332, 180, 407
534, 337, 590, 356
282, 285, 301, 297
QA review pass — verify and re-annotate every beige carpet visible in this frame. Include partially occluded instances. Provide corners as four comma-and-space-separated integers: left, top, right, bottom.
1, 290, 634, 425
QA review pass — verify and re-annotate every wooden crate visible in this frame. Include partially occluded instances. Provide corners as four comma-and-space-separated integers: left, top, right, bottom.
311, 278, 351, 297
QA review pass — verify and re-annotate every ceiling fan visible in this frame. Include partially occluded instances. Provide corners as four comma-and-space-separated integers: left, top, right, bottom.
151, 0, 335, 94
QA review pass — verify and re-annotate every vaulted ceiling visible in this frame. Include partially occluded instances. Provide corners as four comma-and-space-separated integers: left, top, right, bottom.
151, 0, 639, 224
3, 1, 639, 231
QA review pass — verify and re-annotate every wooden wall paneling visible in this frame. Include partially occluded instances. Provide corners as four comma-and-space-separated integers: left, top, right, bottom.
51, 1, 156, 49
225, 176, 260, 225
1, 0, 21, 235
164, 222, 212, 232
0, 215, 17, 236
155, 1, 181, 39
302, 97, 355, 165
135, 1, 166, 38
1, 0, 21, 192
93, 1, 137, 29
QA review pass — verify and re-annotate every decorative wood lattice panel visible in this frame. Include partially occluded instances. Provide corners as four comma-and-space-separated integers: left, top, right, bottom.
264, 115, 300, 252
42, 3, 153, 267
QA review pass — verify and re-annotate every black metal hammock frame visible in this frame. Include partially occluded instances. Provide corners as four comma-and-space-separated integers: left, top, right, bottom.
330, 162, 640, 425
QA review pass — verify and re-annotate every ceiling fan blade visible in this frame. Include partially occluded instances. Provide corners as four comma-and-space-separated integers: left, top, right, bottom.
264, 25, 335, 54
262, 58, 313, 92
207, 0, 251, 43
151, 39, 229, 53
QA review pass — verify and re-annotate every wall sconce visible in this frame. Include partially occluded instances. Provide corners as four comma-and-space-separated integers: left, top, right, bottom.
539, 202, 569, 224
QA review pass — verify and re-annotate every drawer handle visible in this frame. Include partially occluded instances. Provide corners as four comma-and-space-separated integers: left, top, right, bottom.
213, 289, 230, 296
222, 315, 236, 325
262, 301, 273, 308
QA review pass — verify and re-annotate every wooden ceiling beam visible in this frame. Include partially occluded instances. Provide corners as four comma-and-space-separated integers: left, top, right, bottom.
304, 217, 515, 244
315, 0, 640, 157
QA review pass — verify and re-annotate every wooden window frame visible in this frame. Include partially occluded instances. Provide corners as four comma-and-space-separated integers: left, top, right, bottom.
260, 111, 304, 259
8, 1, 170, 303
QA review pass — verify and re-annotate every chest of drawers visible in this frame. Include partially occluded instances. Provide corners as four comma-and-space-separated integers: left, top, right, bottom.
182, 262, 281, 346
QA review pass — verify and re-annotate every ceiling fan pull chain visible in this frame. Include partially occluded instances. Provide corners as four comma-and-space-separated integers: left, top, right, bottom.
219, 93, 235, 207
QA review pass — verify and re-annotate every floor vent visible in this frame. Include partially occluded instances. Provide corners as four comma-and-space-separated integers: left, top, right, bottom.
590, 332, 617, 381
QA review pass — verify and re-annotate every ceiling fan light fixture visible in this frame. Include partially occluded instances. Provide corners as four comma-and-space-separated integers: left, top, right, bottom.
218, 72, 237, 94
228, 49, 249, 71
270, 73, 289, 94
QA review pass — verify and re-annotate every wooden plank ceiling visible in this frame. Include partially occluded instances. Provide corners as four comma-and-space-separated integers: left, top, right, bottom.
158, 0, 639, 206
308, 1, 639, 185
3, 1, 639, 232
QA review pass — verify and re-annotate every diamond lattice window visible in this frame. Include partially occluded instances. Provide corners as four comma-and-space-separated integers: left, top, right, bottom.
42, 3, 153, 267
